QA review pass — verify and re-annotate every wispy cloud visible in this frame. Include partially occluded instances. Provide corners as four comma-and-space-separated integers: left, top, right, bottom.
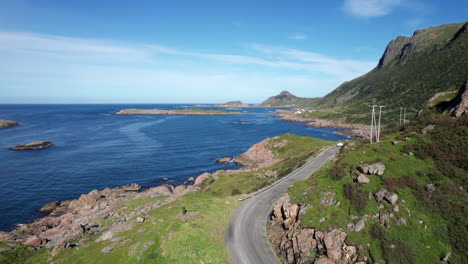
343, 0, 403, 18
289, 33, 308, 40
405, 17, 424, 28
0, 31, 376, 103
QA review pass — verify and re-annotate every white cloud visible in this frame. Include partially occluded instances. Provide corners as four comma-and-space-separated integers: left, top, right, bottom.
0, 31, 377, 103
289, 33, 308, 40
343, 0, 402, 18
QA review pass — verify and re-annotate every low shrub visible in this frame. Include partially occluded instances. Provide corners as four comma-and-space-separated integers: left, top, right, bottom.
343, 182, 368, 212
370, 223, 385, 239
382, 239, 416, 264
231, 188, 242, 195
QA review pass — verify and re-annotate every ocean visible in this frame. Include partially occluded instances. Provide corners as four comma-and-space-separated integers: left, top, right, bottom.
0, 104, 347, 231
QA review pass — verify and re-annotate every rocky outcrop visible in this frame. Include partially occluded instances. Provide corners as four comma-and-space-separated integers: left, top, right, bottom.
216, 156, 235, 164
234, 136, 282, 169
0, 181, 201, 253
10, 141, 53, 150
269, 194, 366, 264
354, 174, 370, 184
356, 163, 385, 175
0, 119, 19, 129
442, 80, 468, 117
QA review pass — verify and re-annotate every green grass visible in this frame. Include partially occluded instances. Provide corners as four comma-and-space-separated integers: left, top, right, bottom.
286, 128, 463, 263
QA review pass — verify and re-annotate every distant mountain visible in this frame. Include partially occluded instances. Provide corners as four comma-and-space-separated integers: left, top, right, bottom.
215, 101, 248, 107
318, 22, 468, 122
259, 91, 322, 107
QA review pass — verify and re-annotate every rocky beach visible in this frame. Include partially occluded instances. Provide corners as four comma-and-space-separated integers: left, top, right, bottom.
0, 136, 290, 256
275, 110, 370, 139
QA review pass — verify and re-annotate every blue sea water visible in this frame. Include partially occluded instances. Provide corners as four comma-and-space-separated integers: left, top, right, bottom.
0, 104, 347, 231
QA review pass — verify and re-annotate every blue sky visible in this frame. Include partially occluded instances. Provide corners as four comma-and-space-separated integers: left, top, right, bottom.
0, 0, 466, 103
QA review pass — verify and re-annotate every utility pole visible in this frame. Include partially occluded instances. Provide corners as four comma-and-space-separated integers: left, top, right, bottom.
399, 107, 403, 125
370, 105, 384, 143
369, 105, 376, 144
403, 107, 407, 124
377, 106, 385, 142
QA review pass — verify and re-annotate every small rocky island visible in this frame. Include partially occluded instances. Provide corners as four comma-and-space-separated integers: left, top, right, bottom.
10, 141, 54, 150
215, 101, 249, 107
115, 108, 245, 115
0, 119, 19, 129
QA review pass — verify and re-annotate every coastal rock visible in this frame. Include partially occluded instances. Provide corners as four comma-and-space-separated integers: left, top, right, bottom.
194, 172, 211, 186
39, 201, 60, 214
0, 119, 19, 129
216, 156, 233, 163
173, 185, 186, 196
10, 141, 53, 150
143, 185, 173, 197
114, 183, 141, 192
24, 235, 44, 246
234, 137, 281, 169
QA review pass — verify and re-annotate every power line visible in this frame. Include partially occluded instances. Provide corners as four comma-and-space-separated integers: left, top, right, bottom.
369, 105, 384, 143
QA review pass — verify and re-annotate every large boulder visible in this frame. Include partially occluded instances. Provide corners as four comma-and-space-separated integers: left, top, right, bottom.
10, 141, 53, 150
356, 164, 369, 174
368, 163, 385, 175
355, 174, 370, 184
323, 229, 347, 262
194, 172, 211, 186
384, 192, 399, 204
374, 189, 388, 202
0, 119, 18, 129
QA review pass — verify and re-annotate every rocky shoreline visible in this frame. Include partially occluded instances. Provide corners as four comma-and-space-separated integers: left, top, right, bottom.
275, 110, 370, 139
0, 136, 282, 256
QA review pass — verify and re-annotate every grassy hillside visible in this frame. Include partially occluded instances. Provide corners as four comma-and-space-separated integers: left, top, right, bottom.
286, 113, 467, 263
316, 22, 468, 124
259, 91, 322, 107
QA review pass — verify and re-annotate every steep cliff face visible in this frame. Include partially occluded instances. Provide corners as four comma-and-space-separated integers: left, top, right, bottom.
318, 22, 468, 118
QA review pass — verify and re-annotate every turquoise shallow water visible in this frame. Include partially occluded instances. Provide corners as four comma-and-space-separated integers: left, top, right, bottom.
0, 104, 347, 231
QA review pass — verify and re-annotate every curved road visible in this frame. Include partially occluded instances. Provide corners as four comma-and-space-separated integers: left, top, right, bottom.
226, 146, 341, 264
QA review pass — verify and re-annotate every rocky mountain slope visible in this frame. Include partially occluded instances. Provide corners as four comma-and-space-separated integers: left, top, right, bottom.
317, 22, 468, 122
259, 91, 322, 107
268, 110, 467, 263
